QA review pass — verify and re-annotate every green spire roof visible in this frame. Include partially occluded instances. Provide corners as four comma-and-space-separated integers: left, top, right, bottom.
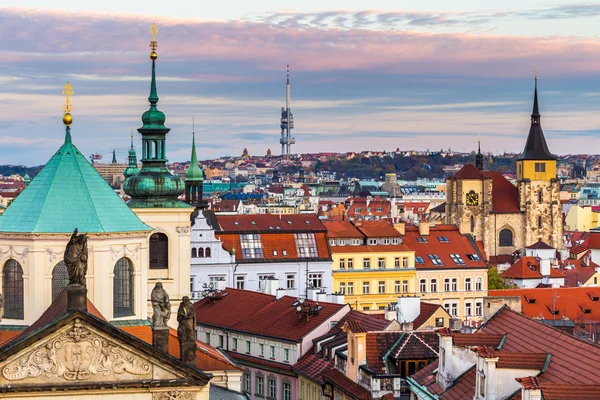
0, 127, 151, 233
186, 132, 204, 181
124, 132, 140, 178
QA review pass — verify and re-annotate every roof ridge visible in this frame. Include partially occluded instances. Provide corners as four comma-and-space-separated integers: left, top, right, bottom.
70, 143, 105, 231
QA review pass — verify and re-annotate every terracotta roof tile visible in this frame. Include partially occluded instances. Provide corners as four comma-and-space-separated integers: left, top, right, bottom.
489, 287, 600, 322
540, 384, 600, 399
502, 257, 565, 279
483, 171, 521, 213
480, 306, 600, 385
475, 347, 548, 370
410, 358, 438, 385
403, 225, 486, 270
330, 244, 411, 253
216, 214, 327, 233
448, 164, 484, 180
451, 333, 505, 348
323, 368, 372, 400
226, 350, 295, 372
323, 221, 364, 239
194, 288, 348, 342
120, 326, 241, 372
556, 258, 599, 287
439, 366, 476, 400
414, 302, 449, 330
366, 331, 404, 372
293, 353, 334, 384
526, 240, 554, 250
354, 220, 402, 238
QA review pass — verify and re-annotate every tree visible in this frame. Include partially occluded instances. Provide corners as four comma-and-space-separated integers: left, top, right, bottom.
487, 265, 516, 290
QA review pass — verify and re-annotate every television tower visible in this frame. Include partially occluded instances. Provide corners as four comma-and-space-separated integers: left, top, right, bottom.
280, 65, 295, 158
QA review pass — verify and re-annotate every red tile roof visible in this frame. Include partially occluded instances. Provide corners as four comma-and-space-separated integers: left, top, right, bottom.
450, 333, 505, 348
354, 220, 402, 238
225, 350, 295, 372
0, 329, 23, 346
217, 231, 330, 262
323, 221, 364, 239
540, 383, 600, 399
502, 257, 565, 280
475, 347, 548, 370
480, 306, 600, 385
210, 199, 241, 212
526, 240, 554, 250
293, 352, 334, 384
483, 171, 520, 213
448, 164, 484, 180
489, 287, 600, 322
323, 368, 372, 400
120, 326, 241, 372
365, 331, 404, 372
587, 232, 600, 249
215, 214, 327, 232
403, 225, 487, 270
439, 366, 476, 400
345, 198, 391, 219
194, 288, 348, 342
556, 258, 599, 287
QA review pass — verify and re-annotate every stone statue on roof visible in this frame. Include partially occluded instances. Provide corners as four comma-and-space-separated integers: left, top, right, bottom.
64, 228, 88, 286
177, 296, 196, 343
151, 282, 171, 329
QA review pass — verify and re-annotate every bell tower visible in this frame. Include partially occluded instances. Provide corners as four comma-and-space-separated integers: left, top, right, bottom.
516, 77, 561, 248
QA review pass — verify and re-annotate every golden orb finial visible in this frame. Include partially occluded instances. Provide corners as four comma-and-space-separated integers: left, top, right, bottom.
62, 81, 74, 126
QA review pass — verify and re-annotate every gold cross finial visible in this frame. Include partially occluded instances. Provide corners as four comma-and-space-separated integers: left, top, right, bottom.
477, 133, 481, 144
149, 23, 158, 51
62, 81, 74, 113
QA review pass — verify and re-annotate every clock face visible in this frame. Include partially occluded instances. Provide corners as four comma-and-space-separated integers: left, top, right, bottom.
466, 190, 479, 206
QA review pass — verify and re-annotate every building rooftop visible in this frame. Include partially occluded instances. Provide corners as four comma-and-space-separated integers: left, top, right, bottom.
323, 220, 364, 239
215, 213, 326, 232
502, 257, 565, 280
0, 130, 151, 233
194, 288, 348, 342
294, 352, 334, 384
402, 225, 487, 270
354, 220, 402, 238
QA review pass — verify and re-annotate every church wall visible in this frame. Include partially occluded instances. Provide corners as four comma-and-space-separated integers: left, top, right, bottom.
485, 213, 525, 257
132, 208, 194, 330
0, 233, 148, 326
518, 179, 561, 249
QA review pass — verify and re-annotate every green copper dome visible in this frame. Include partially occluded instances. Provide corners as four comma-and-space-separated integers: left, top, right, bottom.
185, 132, 204, 181
123, 49, 189, 209
0, 127, 152, 233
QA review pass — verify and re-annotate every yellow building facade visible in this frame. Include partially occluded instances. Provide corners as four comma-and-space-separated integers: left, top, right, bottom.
332, 248, 417, 311
565, 206, 600, 232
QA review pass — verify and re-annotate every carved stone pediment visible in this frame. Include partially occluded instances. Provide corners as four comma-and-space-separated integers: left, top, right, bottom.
0, 318, 181, 385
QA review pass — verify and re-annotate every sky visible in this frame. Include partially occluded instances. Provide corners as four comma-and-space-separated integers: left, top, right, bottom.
1, 1, 600, 166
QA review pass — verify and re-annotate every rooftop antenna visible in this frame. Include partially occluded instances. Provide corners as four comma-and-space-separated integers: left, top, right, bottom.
279, 64, 295, 158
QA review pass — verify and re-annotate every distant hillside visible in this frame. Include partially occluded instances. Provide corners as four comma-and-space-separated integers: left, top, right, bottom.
0, 165, 44, 179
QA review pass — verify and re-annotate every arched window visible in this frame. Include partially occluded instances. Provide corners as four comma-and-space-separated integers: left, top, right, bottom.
499, 229, 513, 247
51, 261, 69, 301
113, 257, 134, 317
205, 247, 211, 257
191, 248, 197, 258
149, 233, 168, 269
198, 247, 204, 258
470, 215, 475, 233
3, 260, 23, 320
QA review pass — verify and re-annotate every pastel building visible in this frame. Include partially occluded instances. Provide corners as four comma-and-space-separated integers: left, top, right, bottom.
194, 288, 350, 400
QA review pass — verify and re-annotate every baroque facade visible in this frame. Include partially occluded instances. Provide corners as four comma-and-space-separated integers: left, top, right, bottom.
446, 79, 561, 258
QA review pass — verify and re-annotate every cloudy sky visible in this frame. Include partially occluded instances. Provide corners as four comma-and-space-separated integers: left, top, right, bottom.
1, 1, 600, 166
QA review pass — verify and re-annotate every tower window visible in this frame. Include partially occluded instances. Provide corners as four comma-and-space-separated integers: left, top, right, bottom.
538, 190, 543, 204
538, 216, 543, 229
149, 233, 169, 269
499, 229, 513, 247
535, 162, 546, 172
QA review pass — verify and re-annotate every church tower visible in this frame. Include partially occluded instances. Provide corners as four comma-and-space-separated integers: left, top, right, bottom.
123, 24, 194, 328
123, 131, 140, 179
184, 130, 206, 208
516, 77, 561, 248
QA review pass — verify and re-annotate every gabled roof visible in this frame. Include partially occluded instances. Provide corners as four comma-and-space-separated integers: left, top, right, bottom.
194, 288, 348, 342
294, 352, 334, 384
354, 220, 402, 238
215, 213, 326, 232
413, 302, 450, 330
480, 306, 600, 385
403, 225, 487, 270
556, 258, 599, 287
323, 368, 372, 400
483, 171, 521, 213
0, 130, 151, 233
526, 240, 554, 250
502, 257, 565, 279
489, 287, 600, 322
323, 220, 364, 239
447, 163, 485, 180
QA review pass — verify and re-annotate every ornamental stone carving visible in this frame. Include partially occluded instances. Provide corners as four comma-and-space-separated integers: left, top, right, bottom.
2, 318, 151, 382
152, 391, 194, 400
175, 226, 191, 234
0, 246, 28, 262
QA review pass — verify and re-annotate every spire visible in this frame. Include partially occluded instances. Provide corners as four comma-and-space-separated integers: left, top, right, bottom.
475, 134, 484, 171
141, 23, 166, 131
112, 149, 117, 164
186, 120, 203, 181
62, 82, 73, 144
531, 73, 540, 124
124, 130, 140, 178
517, 75, 556, 161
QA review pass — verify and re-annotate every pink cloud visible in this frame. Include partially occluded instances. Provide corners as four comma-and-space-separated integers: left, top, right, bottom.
1, 7, 599, 78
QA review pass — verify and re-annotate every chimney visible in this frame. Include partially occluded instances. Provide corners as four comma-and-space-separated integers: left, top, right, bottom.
419, 222, 430, 236
436, 335, 454, 390
276, 288, 287, 300
316, 290, 327, 303
396, 296, 420, 330
540, 258, 551, 277
394, 222, 406, 235
263, 276, 278, 296
216, 279, 227, 291
327, 293, 345, 304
